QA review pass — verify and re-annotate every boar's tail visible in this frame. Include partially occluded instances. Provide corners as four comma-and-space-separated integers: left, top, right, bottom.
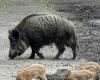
75, 35, 79, 49
75, 36, 79, 49
69, 34, 79, 49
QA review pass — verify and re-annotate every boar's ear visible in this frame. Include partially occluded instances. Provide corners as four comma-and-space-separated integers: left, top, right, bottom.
12, 30, 19, 39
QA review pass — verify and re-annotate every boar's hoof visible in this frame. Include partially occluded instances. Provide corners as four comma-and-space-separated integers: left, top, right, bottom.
28, 54, 35, 59
71, 56, 76, 60
54, 57, 60, 60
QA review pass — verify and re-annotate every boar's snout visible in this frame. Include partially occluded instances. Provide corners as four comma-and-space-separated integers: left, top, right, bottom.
9, 50, 17, 59
9, 54, 15, 59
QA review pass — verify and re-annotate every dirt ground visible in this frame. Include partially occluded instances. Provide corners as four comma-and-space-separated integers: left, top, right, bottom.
0, 0, 100, 80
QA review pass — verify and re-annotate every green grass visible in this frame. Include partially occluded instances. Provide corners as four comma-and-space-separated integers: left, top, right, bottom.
40, 0, 52, 11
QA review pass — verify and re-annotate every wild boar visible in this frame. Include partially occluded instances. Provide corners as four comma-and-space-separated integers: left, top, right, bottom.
8, 14, 77, 59
16, 64, 47, 80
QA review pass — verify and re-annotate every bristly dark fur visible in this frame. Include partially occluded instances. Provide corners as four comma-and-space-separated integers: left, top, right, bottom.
8, 14, 77, 59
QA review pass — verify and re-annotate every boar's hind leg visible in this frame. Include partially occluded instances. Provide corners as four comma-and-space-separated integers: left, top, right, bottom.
71, 44, 76, 60
54, 41, 65, 59
70, 36, 77, 60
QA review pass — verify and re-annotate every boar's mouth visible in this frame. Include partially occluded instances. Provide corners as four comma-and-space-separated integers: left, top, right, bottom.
9, 50, 23, 59
9, 52, 18, 59
9, 45, 28, 59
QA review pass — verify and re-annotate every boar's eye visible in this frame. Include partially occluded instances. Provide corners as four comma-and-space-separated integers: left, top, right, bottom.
9, 36, 15, 41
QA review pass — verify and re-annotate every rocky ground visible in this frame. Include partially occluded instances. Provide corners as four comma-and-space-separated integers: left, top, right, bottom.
0, 0, 100, 80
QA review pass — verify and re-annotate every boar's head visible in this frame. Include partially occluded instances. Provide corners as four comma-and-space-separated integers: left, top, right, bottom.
8, 29, 28, 59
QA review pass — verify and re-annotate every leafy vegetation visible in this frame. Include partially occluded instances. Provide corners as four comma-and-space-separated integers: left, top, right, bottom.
40, 0, 52, 10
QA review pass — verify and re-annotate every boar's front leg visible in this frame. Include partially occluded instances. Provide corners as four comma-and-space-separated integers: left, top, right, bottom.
29, 47, 44, 59
36, 52, 44, 59
28, 47, 35, 59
